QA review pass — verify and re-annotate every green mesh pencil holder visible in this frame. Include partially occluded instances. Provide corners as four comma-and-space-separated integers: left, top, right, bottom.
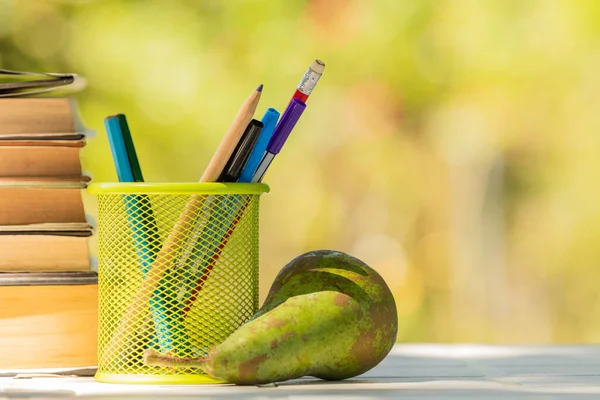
88, 182, 269, 384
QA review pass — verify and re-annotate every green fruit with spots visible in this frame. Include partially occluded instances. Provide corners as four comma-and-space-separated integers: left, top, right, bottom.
144, 249, 398, 385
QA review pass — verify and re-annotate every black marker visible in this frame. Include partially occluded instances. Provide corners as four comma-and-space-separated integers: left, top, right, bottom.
218, 119, 263, 182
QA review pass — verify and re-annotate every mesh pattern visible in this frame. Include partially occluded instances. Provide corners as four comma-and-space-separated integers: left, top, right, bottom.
95, 191, 261, 381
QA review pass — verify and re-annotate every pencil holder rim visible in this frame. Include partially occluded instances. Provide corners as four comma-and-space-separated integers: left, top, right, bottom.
87, 182, 270, 195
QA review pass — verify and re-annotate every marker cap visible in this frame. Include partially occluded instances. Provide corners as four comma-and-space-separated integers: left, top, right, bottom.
218, 119, 263, 182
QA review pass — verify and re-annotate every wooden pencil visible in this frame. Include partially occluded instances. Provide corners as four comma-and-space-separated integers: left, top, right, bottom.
100, 85, 263, 366
201, 84, 263, 182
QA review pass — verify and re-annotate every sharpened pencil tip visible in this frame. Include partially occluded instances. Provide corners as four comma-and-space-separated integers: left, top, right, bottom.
257, 84, 263, 92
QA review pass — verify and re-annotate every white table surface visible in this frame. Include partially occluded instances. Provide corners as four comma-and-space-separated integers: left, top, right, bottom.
2, 344, 600, 399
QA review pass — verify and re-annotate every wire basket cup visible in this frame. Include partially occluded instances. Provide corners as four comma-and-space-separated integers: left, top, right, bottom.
88, 182, 269, 384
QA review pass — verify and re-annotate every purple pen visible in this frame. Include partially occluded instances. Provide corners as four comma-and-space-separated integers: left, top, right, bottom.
251, 98, 307, 182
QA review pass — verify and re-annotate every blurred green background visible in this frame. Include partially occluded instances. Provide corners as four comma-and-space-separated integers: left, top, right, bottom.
2, 0, 600, 344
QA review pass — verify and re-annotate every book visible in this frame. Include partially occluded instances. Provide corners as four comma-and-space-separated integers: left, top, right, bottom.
0, 139, 86, 178
0, 182, 87, 226
0, 222, 92, 234
0, 69, 84, 98
0, 272, 97, 369
0, 223, 92, 272
0, 98, 87, 139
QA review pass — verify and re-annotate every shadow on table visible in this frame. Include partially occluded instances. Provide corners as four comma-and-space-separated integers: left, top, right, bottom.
7, 346, 600, 399
244, 346, 600, 399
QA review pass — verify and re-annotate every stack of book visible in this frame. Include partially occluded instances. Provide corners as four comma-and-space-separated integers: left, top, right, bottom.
0, 71, 97, 369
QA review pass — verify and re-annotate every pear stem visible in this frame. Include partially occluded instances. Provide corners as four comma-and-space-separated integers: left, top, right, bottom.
143, 348, 207, 369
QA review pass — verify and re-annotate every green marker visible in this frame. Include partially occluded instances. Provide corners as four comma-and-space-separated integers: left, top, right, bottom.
117, 114, 144, 182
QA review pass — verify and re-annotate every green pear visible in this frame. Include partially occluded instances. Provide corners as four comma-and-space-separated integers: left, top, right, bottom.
144, 249, 398, 384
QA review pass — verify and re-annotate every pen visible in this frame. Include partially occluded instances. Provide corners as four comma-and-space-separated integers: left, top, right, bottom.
105, 115, 158, 274
174, 89, 265, 307
251, 98, 306, 183
181, 118, 269, 315
218, 119, 264, 182
184, 119, 264, 293
238, 108, 280, 183
105, 115, 182, 353
177, 119, 264, 307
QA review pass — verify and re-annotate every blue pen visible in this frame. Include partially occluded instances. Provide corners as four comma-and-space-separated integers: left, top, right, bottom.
238, 108, 280, 183
251, 99, 306, 183
105, 116, 187, 354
